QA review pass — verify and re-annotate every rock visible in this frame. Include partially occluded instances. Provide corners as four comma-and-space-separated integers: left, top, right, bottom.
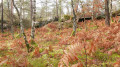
0, 23, 10, 29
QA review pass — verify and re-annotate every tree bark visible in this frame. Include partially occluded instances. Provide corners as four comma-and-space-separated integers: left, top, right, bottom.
109, 0, 112, 22
105, 0, 110, 26
46, 0, 48, 17
59, 0, 62, 20
56, 0, 59, 20
1, 0, 4, 33
19, 0, 24, 36
31, 0, 36, 39
12, 0, 20, 19
11, 0, 14, 38
71, 0, 77, 36
92, 0, 95, 21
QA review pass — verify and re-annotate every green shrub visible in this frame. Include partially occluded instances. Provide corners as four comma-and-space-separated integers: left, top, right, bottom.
64, 15, 70, 20
14, 19, 31, 28
64, 22, 73, 28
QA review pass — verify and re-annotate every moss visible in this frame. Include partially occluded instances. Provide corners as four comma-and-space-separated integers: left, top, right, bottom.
110, 53, 120, 61
71, 31, 76, 36
90, 26, 98, 30
39, 48, 44, 53
77, 28, 82, 32
94, 50, 108, 62
49, 49, 63, 57
30, 40, 38, 47
49, 58, 59, 67
29, 58, 48, 67
28, 53, 60, 67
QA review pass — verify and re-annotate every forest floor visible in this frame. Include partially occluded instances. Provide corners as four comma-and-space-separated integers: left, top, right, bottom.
0, 16, 120, 67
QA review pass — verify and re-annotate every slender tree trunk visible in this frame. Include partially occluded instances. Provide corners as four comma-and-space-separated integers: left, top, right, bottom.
7, 0, 12, 32
33, 0, 36, 23
31, 0, 36, 39
20, 0, 30, 52
56, 0, 59, 19
105, 0, 110, 26
30, 0, 33, 26
11, 0, 14, 38
71, 0, 77, 36
1, 0, 4, 33
109, 0, 112, 22
46, 0, 48, 17
12, 0, 20, 19
13, 0, 23, 36
22, 0, 25, 19
92, 1, 95, 21
7, 0, 10, 24
20, 0, 24, 36
59, 0, 62, 20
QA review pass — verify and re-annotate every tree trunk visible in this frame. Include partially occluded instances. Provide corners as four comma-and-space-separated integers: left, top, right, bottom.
46, 0, 48, 17
71, 0, 77, 36
22, 0, 25, 19
105, 0, 110, 26
92, 0, 95, 21
31, 0, 36, 39
19, 0, 30, 52
11, 0, 14, 38
56, 0, 59, 20
12, 0, 20, 19
19, 0, 24, 36
59, 0, 62, 20
109, 0, 112, 22
1, 0, 4, 33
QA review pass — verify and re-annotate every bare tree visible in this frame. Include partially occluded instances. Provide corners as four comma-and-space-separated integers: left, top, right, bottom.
105, 0, 110, 26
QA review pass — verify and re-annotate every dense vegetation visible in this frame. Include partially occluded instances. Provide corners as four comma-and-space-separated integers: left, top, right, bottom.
1, 0, 120, 67
0, 16, 120, 67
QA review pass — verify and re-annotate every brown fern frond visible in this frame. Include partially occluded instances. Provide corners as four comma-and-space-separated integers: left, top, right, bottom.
58, 43, 83, 67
